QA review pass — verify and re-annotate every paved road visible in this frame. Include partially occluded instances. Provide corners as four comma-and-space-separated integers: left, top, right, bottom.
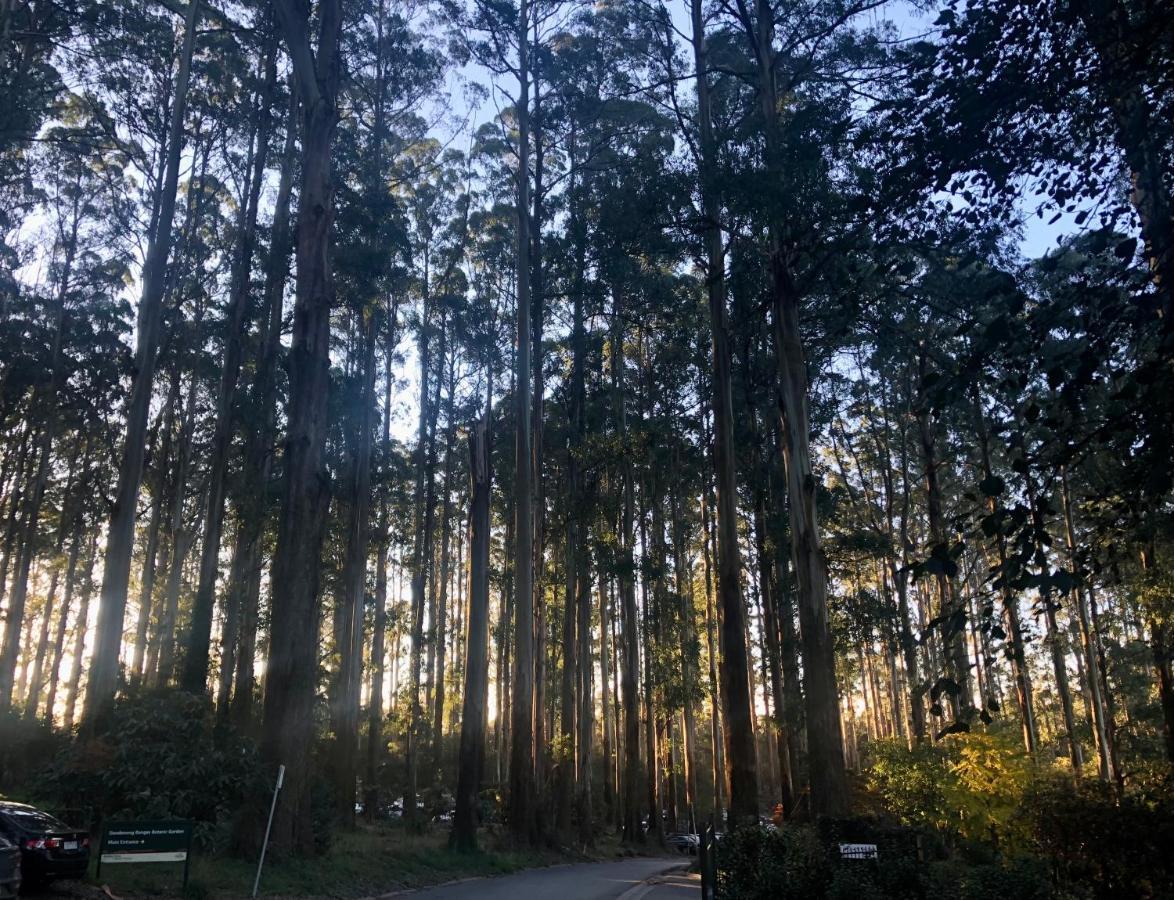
404, 858, 692, 899
637, 870, 701, 899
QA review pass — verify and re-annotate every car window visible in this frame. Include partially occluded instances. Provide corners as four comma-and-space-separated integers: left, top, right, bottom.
1, 809, 67, 831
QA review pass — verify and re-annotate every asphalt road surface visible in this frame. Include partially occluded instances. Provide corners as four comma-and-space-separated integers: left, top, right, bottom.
404, 858, 695, 899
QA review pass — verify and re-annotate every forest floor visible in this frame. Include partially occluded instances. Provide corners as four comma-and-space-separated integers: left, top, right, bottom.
29, 826, 681, 899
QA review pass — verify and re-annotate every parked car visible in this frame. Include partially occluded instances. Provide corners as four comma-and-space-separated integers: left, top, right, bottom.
666, 832, 700, 855
0, 802, 89, 886
0, 835, 20, 900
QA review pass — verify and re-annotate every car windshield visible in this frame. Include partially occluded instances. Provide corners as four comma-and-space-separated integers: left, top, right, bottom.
2, 809, 68, 832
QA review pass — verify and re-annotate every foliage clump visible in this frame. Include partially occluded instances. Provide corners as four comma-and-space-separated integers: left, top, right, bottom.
34, 691, 263, 851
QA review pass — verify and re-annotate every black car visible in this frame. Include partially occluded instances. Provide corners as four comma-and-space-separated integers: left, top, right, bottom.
0, 835, 19, 899
0, 802, 89, 886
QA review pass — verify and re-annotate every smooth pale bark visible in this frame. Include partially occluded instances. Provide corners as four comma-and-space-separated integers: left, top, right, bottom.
182, 35, 278, 694
508, 0, 537, 841
82, 0, 200, 732
690, 0, 758, 827
260, 0, 343, 855
452, 415, 491, 851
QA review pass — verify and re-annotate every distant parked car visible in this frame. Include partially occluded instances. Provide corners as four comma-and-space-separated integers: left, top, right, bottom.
0, 802, 89, 887
0, 835, 20, 899
666, 832, 700, 855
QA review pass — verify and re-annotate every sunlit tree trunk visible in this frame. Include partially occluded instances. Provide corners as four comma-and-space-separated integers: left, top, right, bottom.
83, 0, 201, 732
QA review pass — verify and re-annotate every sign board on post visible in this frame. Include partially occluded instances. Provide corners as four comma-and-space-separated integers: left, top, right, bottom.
839, 842, 879, 861
97, 821, 193, 890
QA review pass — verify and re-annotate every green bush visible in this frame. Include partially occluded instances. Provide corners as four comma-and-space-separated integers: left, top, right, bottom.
715, 825, 831, 899
1022, 774, 1174, 899
715, 823, 1058, 900
33, 691, 264, 851
0, 712, 69, 797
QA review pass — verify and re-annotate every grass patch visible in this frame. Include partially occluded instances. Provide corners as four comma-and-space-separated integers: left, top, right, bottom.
84, 826, 564, 899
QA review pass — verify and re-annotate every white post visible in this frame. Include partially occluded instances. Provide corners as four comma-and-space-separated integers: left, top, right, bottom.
252, 764, 285, 898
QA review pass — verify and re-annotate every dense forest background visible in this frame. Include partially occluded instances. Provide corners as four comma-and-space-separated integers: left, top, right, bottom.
0, 0, 1172, 888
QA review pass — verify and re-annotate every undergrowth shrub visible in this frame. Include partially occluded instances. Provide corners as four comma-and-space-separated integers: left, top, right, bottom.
33, 690, 263, 851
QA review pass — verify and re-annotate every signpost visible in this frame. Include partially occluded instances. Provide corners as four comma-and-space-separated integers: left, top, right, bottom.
839, 842, 879, 860
97, 820, 193, 890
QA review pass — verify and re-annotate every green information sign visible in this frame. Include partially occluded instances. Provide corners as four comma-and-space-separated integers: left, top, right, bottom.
97, 820, 192, 888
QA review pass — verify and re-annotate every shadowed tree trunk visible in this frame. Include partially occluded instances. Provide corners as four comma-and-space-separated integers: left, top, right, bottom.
508, 0, 537, 842
259, 0, 344, 855
452, 407, 491, 852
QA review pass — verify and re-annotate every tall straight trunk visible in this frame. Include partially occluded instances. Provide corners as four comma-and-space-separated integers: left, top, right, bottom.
261, 0, 343, 855
404, 290, 433, 829
575, 548, 594, 846
83, 0, 201, 732
64, 530, 98, 732
1060, 468, 1111, 780
23, 450, 79, 716
613, 293, 642, 844
1029, 483, 1082, 774
670, 481, 699, 834
365, 296, 396, 821
741, 0, 847, 816
452, 412, 491, 852
225, 86, 298, 726
753, 470, 794, 814
0, 210, 75, 712
333, 310, 377, 824
431, 357, 457, 772
44, 524, 83, 723
182, 34, 279, 693
599, 570, 615, 821
152, 362, 200, 686
973, 399, 1035, 751
131, 417, 169, 683
1138, 546, 1174, 761
700, 479, 725, 823
508, 0, 537, 841
690, 0, 758, 827
917, 360, 974, 723
559, 206, 586, 837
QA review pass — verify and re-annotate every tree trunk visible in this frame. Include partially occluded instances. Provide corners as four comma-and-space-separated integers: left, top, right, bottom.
182, 34, 279, 694
452, 413, 491, 851
260, 0, 343, 854
332, 308, 377, 824
690, 0, 758, 826
83, 0, 201, 732
508, 0, 537, 841
613, 292, 643, 844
